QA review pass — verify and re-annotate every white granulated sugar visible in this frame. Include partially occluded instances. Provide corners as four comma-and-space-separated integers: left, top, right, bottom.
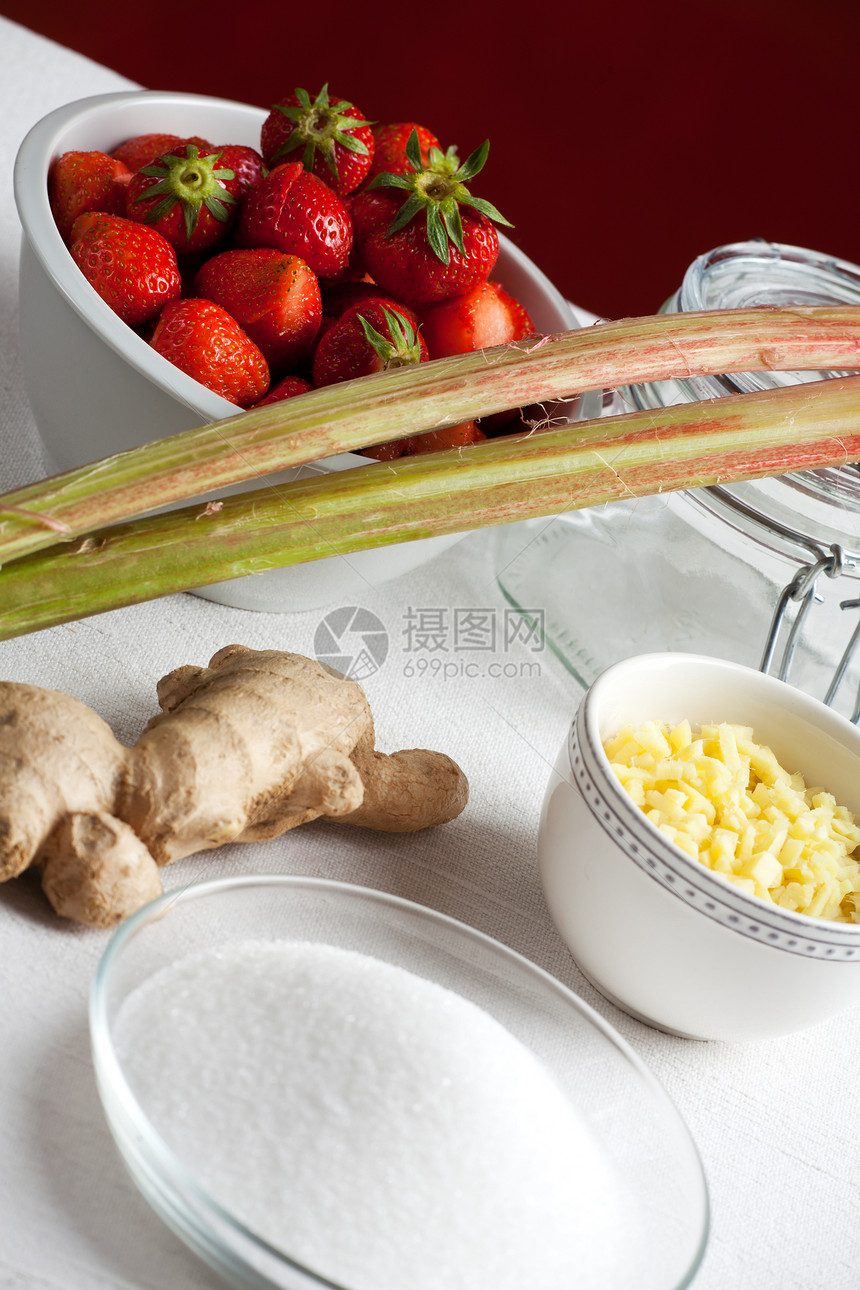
114, 940, 623, 1290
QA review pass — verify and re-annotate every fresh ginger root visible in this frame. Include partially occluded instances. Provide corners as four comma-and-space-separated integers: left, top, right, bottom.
0, 645, 469, 928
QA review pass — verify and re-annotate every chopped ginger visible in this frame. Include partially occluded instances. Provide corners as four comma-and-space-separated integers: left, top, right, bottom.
603, 720, 860, 923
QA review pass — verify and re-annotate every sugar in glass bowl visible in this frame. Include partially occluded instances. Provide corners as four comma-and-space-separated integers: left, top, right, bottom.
13, 90, 579, 613
90, 874, 709, 1290
539, 652, 860, 1043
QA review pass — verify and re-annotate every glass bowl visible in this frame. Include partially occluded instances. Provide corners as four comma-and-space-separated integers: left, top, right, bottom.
90, 875, 708, 1290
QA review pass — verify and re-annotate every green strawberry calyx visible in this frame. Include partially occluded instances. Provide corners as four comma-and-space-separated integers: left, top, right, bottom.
368, 130, 512, 265
356, 307, 424, 369
270, 84, 371, 180
131, 145, 237, 242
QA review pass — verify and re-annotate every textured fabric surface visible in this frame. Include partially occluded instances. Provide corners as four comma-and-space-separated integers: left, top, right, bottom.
2, 18, 859, 1289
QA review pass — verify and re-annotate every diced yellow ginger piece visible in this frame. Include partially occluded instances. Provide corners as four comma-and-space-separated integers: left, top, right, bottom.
789, 814, 816, 841
695, 757, 736, 797
737, 822, 757, 864
745, 743, 786, 786
622, 776, 645, 806
680, 784, 717, 824
777, 836, 805, 868
651, 760, 687, 785
741, 851, 783, 891
629, 721, 672, 759
661, 786, 688, 815
670, 831, 700, 859
724, 875, 757, 896
716, 723, 742, 771
668, 720, 692, 753
805, 882, 840, 920
603, 731, 642, 764
832, 813, 860, 845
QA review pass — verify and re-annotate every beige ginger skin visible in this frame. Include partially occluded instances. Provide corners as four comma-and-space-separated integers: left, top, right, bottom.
0, 645, 469, 927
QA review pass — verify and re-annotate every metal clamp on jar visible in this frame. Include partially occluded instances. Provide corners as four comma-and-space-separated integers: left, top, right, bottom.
495, 240, 860, 718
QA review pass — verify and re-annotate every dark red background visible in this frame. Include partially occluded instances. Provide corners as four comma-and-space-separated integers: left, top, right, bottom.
7, 0, 859, 319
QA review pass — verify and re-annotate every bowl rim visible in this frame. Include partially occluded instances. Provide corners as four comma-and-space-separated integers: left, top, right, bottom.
13, 89, 578, 442
572, 651, 860, 957
90, 872, 709, 1290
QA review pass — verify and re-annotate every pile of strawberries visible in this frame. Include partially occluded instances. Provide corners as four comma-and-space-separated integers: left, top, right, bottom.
48, 86, 536, 457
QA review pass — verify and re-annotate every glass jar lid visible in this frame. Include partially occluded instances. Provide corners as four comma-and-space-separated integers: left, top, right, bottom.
626, 239, 860, 559
669, 238, 860, 398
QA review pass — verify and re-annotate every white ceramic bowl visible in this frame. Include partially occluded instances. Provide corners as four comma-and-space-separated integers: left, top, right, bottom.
539, 652, 860, 1042
90, 874, 709, 1290
14, 90, 579, 613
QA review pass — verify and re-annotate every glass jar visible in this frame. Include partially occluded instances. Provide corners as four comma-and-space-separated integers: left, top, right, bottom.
495, 240, 860, 718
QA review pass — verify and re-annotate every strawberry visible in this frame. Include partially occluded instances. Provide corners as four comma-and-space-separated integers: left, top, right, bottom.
125, 142, 242, 254
362, 420, 486, 460
367, 123, 440, 178
48, 150, 132, 243
419, 281, 535, 359
235, 162, 353, 279
149, 298, 269, 407
69, 212, 181, 326
222, 144, 266, 198
261, 85, 373, 195
404, 421, 486, 452
351, 131, 511, 306
321, 279, 411, 323
312, 299, 427, 387
110, 133, 184, 172
194, 248, 321, 374
254, 373, 314, 406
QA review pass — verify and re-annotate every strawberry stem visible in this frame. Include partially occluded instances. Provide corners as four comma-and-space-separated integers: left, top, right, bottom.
356, 308, 424, 368
371, 130, 511, 264
270, 84, 370, 178
131, 145, 236, 240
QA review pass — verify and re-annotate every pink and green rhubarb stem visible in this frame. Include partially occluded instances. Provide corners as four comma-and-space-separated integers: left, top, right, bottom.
0, 305, 859, 566
0, 373, 859, 640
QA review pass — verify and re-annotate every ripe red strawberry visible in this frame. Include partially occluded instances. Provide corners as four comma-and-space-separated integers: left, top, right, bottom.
69, 212, 181, 326
149, 298, 269, 407
363, 420, 486, 460
351, 132, 511, 306
367, 123, 441, 178
194, 248, 322, 374
405, 421, 486, 452
48, 150, 132, 243
312, 299, 427, 387
419, 281, 535, 359
125, 143, 242, 254
321, 279, 412, 323
235, 162, 353, 279
261, 85, 373, 195
111, 133, 184, 172
223, 144, 266, 198
254, 373, 314, 406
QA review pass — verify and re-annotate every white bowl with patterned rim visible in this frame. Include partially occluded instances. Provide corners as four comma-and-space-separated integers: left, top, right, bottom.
13, 90, 580, 614
538, 652, 860, 1042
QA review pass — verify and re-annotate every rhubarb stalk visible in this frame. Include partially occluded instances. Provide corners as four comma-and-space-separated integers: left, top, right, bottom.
0, 374, 858, 640
0, 307, 859, 566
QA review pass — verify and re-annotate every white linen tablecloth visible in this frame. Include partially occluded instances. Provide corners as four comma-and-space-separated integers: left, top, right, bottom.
1, 17, 859, 1289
